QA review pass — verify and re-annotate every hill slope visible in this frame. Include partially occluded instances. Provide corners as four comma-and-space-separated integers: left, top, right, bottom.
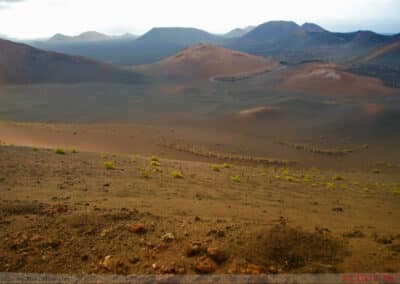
355, 41, 400, 64
0, 39, 144, 84
347, 40, 400, 88
274, 63, 399, 96
134, 44, 279, 80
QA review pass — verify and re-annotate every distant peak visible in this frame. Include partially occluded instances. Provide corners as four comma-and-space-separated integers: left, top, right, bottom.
301, 23, 327, 32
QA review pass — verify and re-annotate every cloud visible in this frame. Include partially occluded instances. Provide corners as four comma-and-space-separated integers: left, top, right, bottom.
0, 0, 23, 10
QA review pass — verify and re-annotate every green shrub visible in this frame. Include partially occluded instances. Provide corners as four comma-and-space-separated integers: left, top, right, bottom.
211, 164, 220, 172
71, 148, 78, 154
326, 182, 335, 190
285, 176, 296, 182
222, 163, 230, 169
151, 160, 161, 167
171, 170, 184, 179
104, 161, 114, 170
151, 156, 160, 162
333, 175, 344, 181
139, 168, 150, 178
32, 147, 39, 152
54, 148, 66, 155
231, 175, 240, 183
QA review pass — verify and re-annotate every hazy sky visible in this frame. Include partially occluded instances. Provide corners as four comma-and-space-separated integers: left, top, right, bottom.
0, 0, 399, 39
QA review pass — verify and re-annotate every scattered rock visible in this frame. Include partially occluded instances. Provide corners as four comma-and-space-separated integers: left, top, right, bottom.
186, 242, 204, 257
343, 230, 365, 238
268, 265, 280, 274
100, 255, 114, 270
194, 257, 217, 274
206, 247, 227, 263
129, 223, 147, 234
315, 227, 331, 236
160, 263, 186, 274
100, 255, 128, 274
207, 229, 225, 238
374, 234, 394, 244
100, 228, 113, 238
332, 207, 344, 212
41, 204, 68, 216
155, 243, 169, 252
129, 256, 140, 264
39, 239, 63, 249
30, 234, 45, 242
9, 234, 29, 250
241, 264, 263, 274
161, 233, 175, 242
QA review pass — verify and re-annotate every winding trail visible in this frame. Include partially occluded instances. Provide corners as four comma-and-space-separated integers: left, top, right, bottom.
209, 65, 287, 83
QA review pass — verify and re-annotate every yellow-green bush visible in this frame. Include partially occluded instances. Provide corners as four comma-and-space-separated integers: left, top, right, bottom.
104, 161, 114, 170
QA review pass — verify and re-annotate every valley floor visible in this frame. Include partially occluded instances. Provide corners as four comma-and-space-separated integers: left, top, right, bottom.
0, 136, 399, 274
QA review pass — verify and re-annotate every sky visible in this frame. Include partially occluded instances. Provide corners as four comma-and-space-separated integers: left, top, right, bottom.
0, 0, 399, 39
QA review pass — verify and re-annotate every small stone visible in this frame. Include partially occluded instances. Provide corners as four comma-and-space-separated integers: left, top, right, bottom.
374, 234, 393, 244
161, 233, 175, 242
186, 242, 203, 257
100, 255, 114, 270
206, 247, 227, 263
41, 204, 68, 216
100, 255, 127, 274
30, 234, 45, 242
100, 228, 113, 238
129, 223, 147, 234
129, 256, 140, 264
241, 264, 263, 274
332, 207, 344, 212
194, 258, 217, 274
343, 230, 365, 238
207, 229, 225, 238
269, 265, 279, 274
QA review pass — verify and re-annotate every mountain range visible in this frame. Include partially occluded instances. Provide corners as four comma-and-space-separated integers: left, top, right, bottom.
47, 31, 138, 43
0, 20, 399, 86
28, 21, 399, 67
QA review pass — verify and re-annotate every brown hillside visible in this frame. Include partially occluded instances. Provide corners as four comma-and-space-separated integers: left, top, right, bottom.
134, 44, 279, 80
274, 63, 400, 96
356, 41, 400, 63
0, 39, 143, 85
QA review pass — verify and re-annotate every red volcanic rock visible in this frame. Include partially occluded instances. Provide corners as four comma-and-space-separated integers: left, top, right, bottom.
194, 257, 217, 274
